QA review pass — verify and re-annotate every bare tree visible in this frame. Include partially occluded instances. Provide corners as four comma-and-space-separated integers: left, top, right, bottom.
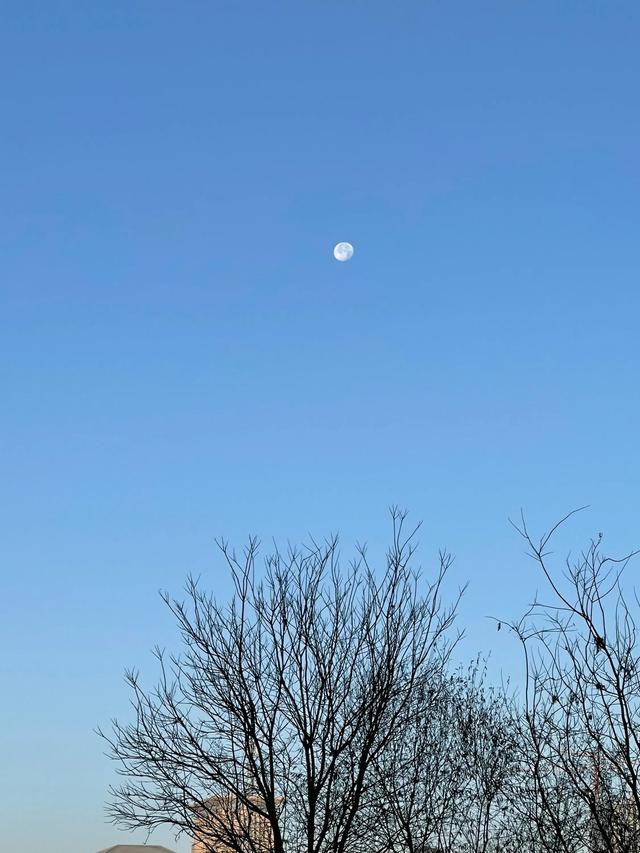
370, 659, 519, 853
508, 510, 640, 853
99, 510, 462, 853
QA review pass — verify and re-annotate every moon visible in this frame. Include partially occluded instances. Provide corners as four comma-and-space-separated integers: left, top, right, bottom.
333, 242, 354, 262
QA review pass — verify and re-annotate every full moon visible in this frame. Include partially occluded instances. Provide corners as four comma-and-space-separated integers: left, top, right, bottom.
333, 242, 354, 262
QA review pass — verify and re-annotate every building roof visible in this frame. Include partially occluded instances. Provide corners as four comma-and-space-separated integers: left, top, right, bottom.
96, 846, 177, 853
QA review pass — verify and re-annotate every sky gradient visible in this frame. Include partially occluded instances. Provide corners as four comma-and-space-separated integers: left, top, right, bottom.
2, 3, 640, 852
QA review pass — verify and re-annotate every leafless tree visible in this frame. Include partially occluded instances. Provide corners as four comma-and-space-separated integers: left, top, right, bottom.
99, 509, 463, 853
370, 659, 519, 853
507, 510, 640, 853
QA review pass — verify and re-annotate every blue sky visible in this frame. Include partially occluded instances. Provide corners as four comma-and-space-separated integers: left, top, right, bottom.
1, 2, 639, 851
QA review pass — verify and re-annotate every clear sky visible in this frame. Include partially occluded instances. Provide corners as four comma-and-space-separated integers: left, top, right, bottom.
1, 2, 639, 851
